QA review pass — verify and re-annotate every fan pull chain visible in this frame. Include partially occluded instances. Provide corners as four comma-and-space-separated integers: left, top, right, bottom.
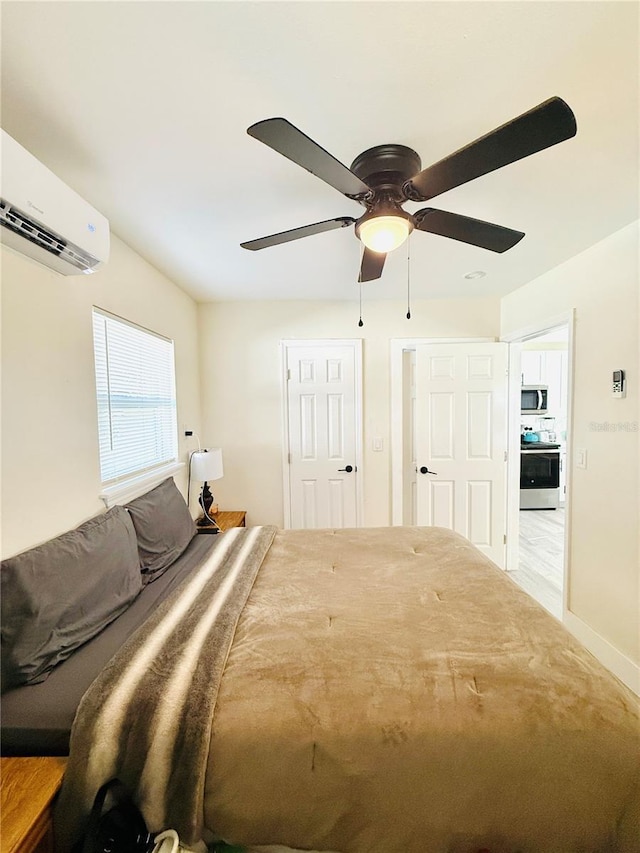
358, 279, 364, 327
406, 235, 412, 320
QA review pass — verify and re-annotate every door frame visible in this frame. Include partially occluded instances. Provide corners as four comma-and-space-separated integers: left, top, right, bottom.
280, 339, 364, 530
500, 309, 576, 619
390, 337, 496, 527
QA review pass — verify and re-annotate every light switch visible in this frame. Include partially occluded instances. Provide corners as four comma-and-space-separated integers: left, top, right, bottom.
576, 448, 587, 469
372, 436, 383, 452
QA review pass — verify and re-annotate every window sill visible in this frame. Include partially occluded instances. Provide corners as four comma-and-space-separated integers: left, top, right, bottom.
99, 462, 185, 508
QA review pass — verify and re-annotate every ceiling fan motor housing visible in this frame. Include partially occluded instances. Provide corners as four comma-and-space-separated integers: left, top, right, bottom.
350, 143, 422, 239
350, 144, 422, 202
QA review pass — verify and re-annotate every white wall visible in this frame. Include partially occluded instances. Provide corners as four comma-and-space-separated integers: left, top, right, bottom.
501, 221, 639, 667
198, 297, 500, 529
0, 234, 202, 558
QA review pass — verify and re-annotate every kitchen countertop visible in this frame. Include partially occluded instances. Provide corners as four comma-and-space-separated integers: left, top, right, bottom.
521, 441, 561, 450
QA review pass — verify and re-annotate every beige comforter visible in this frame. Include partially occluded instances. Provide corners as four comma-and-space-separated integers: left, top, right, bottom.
204, 527, 640, 852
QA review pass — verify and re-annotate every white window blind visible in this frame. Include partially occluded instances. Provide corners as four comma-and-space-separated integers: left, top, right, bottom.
92, 308, 178, 485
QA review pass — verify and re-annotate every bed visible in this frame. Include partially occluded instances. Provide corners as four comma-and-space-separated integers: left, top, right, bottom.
2, 479, 639, 853
0, 532, 216, 756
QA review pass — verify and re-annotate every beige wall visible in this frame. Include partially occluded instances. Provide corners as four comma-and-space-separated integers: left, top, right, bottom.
0, 234, 202, 558
197, 298, 500, 529
501, 221, 639, 664
3, 219, 635, 673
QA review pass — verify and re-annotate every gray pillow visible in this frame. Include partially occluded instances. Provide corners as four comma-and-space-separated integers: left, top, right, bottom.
1, 505, 142, 692
125, 478, 197, 582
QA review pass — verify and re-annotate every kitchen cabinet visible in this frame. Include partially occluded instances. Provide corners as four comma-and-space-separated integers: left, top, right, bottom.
521, 350, 546, 385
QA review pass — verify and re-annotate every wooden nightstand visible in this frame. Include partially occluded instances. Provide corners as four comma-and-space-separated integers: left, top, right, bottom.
0, 757, 66, 853
196, 510, 246, 533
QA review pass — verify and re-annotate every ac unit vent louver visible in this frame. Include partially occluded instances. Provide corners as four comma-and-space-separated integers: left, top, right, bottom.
0, 200, 97, 272
0, 129, 109, 275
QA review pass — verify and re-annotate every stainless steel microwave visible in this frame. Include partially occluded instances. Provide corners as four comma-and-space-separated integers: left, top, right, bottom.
521, 385, 548, 414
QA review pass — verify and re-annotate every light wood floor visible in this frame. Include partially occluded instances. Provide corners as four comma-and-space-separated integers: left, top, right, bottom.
509, 508, 565, 620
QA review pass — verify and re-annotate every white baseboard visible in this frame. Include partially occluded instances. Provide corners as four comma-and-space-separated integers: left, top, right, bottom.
564, 610, 640, 696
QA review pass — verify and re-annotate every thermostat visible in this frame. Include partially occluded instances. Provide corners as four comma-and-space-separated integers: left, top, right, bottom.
612, 369, 626, 398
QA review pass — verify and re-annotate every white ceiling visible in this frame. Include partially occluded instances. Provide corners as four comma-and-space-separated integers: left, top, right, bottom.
1, 1, 638, 303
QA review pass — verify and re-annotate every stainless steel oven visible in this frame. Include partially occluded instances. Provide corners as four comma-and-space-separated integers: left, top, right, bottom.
520, 447, 560, 510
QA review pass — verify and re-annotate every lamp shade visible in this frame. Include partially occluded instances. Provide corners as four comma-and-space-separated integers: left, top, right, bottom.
358, 215, 411, 253
191, 448, 223, 482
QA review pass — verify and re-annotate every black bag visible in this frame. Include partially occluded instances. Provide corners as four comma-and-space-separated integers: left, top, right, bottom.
79, 778, 154, 853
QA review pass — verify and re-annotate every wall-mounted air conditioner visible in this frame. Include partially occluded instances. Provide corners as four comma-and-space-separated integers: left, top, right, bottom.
0, 129, 109, 275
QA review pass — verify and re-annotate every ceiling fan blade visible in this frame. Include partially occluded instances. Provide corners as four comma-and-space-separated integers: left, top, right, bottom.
414, 208, 525, 253
406, 97, 577, 201
241, 216, 355, 251
358, 247, 386, 282
248, 118, 373, 200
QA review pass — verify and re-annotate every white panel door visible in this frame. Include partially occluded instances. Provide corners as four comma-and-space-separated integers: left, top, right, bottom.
285, 342, 360, 529
415, 343, 508, 566
402, 349, 418, 525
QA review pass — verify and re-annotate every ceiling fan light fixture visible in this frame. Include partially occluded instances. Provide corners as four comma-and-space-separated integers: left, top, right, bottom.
358, 215, 412, 253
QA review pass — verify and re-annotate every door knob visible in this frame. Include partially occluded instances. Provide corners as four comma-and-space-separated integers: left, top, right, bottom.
338, 465, 354, 473
419, 466, 438, 475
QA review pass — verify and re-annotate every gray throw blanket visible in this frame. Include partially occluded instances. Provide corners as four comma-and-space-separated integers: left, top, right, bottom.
55, 525, 277, 852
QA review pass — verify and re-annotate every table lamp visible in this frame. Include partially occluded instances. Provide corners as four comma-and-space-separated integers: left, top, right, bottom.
190, 448, 224, 530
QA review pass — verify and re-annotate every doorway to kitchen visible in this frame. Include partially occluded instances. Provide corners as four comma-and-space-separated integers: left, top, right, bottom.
503, 316, 573, 621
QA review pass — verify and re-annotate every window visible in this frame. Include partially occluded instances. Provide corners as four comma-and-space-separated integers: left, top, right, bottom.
92, 308, 178, 486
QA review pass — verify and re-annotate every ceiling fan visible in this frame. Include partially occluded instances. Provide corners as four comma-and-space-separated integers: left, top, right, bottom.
241, 97, 576, 283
